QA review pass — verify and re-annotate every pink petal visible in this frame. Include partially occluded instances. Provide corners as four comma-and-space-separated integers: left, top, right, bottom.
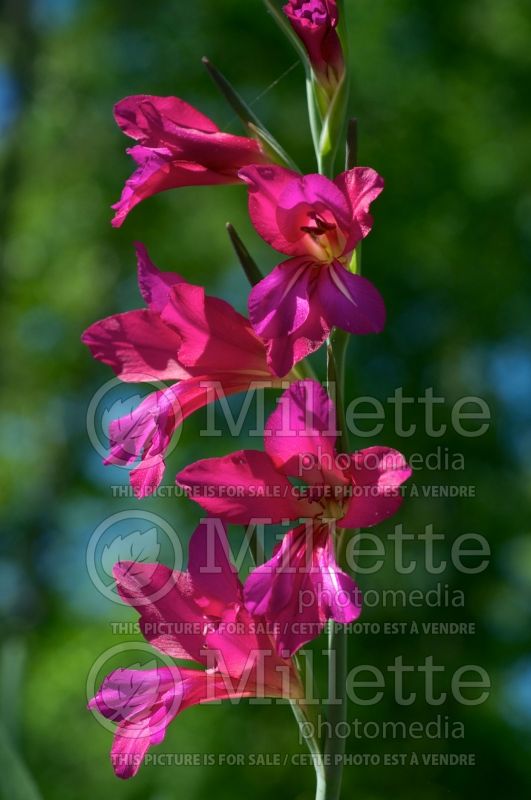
112, 96, 269, 227
252, 262, 386, 377
114, 95, 220, 142
264, 301, 330, 378
177, 450, 303, 525
159, 129, 266, 173
247, 261, 329, 378
250, 257, 368, 377
104, 387, 180, 469
111, 149, 230, 227
187, 520, 241, 613
316, 532, 362, 623
205, 606, 265, 678
264, 380, 338, 483
340, 446, 412, 528
90, 666, 234, 779
106, 379, 254, 498
205, 606, 295, 695
89, 667, 175, 724
109, 726, 152, 779
135, 242, 183, 313
239, 164, 300, 253
276, 173, 351, 250
248, 257, 313, 339
334, 167, 384, 251
244, 524, 361, 655
161, 283, 269, 376
89, 666, 182, 778
119, 96, 265, 173
130, 461, 166, 499
317, 263, 386, 335
113, 562, 208, 663
81, 309, 188, 382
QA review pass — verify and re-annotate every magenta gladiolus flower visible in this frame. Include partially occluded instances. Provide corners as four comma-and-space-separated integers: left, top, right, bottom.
238, 164, 386, 376
111, 95, 272, 227
89, 521, 303, 778
177, 380, 412, 654
82, 244, 294, 498
283, 0, 344, 89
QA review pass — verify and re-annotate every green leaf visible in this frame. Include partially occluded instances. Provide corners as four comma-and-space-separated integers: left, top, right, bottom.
202, 56, 263, 131
202, 57, 298, 171
318, 74, 349, 176
226, 223, 264, 287
246, 123, 299, 172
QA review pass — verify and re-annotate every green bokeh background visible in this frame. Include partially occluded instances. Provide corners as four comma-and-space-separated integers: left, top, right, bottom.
1, 0, 531, 798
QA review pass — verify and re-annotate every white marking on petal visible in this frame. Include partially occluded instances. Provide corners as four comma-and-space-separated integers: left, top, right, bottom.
328, 264, 358, 307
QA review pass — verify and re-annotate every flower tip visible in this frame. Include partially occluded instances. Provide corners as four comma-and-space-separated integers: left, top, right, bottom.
112, 561, 131, 582
236, 167, 248, 183
112, 560, 126, 575
112, 98, 127, 121
112, 760, 137, 781
110, 204, 125, 228
133, 240, 148, 259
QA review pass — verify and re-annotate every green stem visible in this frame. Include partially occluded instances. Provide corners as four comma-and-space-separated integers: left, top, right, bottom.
324, 582, 348, 800
327, 329, 350, 452
323, 331, 350, 800
306, 75, 323, 170
290, 700, 326, 800
298, 3, 355, 796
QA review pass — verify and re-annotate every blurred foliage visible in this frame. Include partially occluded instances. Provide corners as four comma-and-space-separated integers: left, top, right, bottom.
0, 0, 530, 798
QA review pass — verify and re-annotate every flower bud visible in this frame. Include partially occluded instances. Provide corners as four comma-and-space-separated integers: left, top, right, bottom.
283, 0, 345, 94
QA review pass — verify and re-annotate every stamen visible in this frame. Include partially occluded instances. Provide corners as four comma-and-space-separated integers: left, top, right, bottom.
300, 211, 336, 237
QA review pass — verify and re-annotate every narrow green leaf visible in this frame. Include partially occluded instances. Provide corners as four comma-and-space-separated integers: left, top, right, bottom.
202, 56, 262, 130
306, 76, 323, 161
345, 119, 362, 274
226, 223, 264, 287
247, 123, 299, 172
202, 57, 299, 171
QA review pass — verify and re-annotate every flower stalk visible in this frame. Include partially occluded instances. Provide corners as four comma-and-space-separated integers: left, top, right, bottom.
320, 96, 359, 800
323, 329, 350, 800
85, 2, 413, 794
290, 699, 327, 800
